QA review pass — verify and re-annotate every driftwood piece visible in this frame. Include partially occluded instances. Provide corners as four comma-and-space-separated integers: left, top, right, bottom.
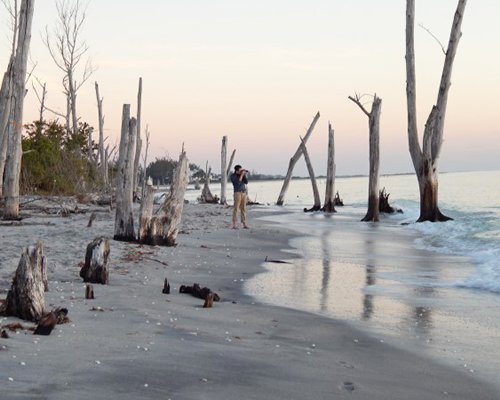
4, 241, 47, 322
80, 237, 110, 284
323, 122, 337, 212
179, 283, 220, 302
85, 284, 95, 299
277, 111, 320, 206
199, 163, 218, 204
300, 137, 321, 212
203, 292, 214, 308
162, 278, 170, 294
34, 308, 68, 336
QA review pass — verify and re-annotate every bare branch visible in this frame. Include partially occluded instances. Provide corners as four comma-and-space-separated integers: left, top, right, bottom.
419, 23, 446, 55
348, 93, 371, 117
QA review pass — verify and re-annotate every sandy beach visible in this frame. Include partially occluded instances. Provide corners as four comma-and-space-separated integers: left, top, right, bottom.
1, 200, 499, 400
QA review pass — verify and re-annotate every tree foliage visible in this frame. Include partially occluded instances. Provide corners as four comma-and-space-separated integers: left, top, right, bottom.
21, 119, 99, 194
146, 156, 202, 185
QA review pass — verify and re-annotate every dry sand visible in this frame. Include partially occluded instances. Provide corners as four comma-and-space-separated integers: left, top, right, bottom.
0, 200, 499, 399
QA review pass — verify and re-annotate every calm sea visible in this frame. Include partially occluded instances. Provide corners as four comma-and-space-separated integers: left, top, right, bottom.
187, 170, 500, 381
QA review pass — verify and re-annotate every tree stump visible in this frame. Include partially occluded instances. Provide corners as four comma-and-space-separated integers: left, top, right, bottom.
162, 278, 170, 294
4, 241, 47, 322
80, 237, 110, 284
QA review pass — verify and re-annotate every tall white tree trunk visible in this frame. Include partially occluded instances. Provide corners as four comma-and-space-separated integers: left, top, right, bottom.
220, 136, 227, 205
277, 111, 320, 206
323, 122, 336, 213
0, 59, 14, 198
133, 77, 143, 198
95, 81, 106, 183
406, 0, 466, 222
3, 0, 35, 220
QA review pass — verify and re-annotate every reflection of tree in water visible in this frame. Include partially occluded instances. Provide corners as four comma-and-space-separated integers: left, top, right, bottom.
320, 233, 332, 312
412, 286, 434, 338
362, 265, 376, 320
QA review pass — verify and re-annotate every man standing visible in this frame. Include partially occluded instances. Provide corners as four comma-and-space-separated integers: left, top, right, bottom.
230, 165, 249, 229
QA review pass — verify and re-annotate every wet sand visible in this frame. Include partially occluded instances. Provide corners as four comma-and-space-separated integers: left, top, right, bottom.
0, 201, 499, 399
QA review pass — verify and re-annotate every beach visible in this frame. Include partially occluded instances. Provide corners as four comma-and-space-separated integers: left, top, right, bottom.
1, 200, 499, 399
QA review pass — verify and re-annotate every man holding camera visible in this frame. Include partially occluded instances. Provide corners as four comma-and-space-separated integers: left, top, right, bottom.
230, 164, 249, 229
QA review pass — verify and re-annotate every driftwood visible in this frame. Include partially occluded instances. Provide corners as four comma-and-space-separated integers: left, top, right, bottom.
277, 111, 320, 206
80, 237, 110, 284
85, 284, 95, 299
220, 136, 228, 205
203, 293, 214, 308
139, 150, 189, 246
34, 308, 68, 336
162, 278, 170, 294
334, 192, 344, 206
379, 187, 402, 214
300, 137, 321, 212
199, 163, 218, 204
114, 105, 137, 241
87, 212, 96, 227
264, 256, 291, 264
323, 122, 337, 212
4, 241, 47, 322
179, 283, 220, 302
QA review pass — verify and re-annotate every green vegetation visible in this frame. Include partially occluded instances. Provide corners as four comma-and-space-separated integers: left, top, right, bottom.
146, 156, 203, 185
21, 120, 100, 195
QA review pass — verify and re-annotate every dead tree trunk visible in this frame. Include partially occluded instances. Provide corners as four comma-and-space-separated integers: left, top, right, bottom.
138, 178, 155, 242
299, 138, 321, 212
133, 77, 143, 198
323, 122, 337, 213
140, 150, 189, 246
114, 106, 137, 241
220, 136, 227, 205
95, 81, 106, 184
406, 0, 465, 222
349, 94, 382, 222
4, 241, 47, 322
80, 237, 110, 284
226, 149, 236, 179
3, 0, 35, 220
200, 162, 217, 203
277, 111, 320, 205
0, 59, 14, 198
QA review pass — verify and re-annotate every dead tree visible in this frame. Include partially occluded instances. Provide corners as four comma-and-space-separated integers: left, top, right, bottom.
199, 162, 218, 203
140, 149, 189, 246
277, 111, 320, 205
114, 106, 137, 241
220, 136, 227, 205
133, 77, 143, 198
0, 59, 14, 198
406, 0, 466, 222
95, 81, 107, 184
140, 124, 150, 200
4, 241, 47, 322
138, 178, 155, 242
3, 0, 35, 220
226, 149, 236, 179
299, 138, 321, 212
349, 94, 382, 222
379, 187, 400, 214
43, 0, 95, 136
80, 237, 110, 284
322, 122, 337, 212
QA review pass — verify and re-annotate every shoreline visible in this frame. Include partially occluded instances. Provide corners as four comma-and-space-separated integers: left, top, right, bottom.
0, 201, 499, 399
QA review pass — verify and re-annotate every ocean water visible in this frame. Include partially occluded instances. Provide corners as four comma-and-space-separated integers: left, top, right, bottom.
188, 170, 500, 381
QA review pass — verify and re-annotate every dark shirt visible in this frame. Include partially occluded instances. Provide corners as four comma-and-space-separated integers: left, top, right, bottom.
231, 172, 248, 193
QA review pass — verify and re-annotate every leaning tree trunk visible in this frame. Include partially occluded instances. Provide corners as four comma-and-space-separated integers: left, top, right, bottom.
299, 138, 321, 212
323, 122, 336, 212
79, 237, 110, 284
349, 94, 382, 222
226, 149, 236, 179
406, 0, 466, 222
3, 0, 35, 220
220, 136, 227, 205
140, 150, 189, 246
114, 107, 137, 241
277, 111, 320, 205
4, 241, 47, 322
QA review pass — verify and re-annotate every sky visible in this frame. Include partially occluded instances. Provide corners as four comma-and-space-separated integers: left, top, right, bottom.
2, 0, 499, 176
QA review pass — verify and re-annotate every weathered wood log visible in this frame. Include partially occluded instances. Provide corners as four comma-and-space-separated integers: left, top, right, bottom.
322, 122, 337, 213
138, 178, 155, 242
348, 94, 382, 222
140, 150, 189, 246
85, 284, 95, 299
80, 237, 110, 284
179, 283, 220, 302
220, 136, 228, 205
277, 111, 320, 206
203, 292, 214, 308
114, 110, 137, 241
162, 278, 170, 294
299, 137, 321, 212
4, 241, 47, 322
